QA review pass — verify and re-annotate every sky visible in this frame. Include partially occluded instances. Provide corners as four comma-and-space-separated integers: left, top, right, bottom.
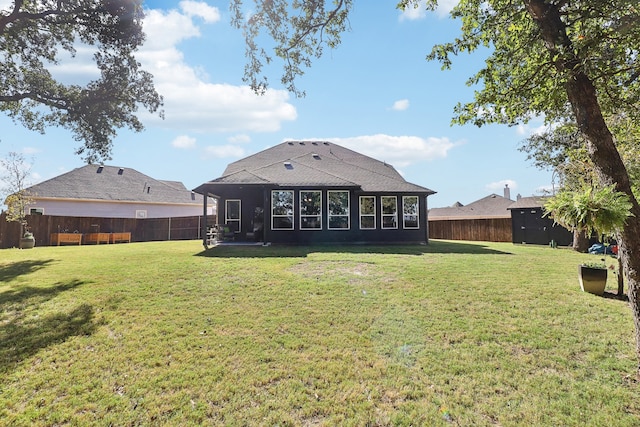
0, 1, 554, 209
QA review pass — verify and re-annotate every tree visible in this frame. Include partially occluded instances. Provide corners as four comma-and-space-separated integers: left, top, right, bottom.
0, 0, 163, 163
231, 0, 640, 373
1, 151, 34, 237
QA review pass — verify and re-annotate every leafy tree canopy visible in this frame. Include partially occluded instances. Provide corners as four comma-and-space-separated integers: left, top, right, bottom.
0, 0, 163, 163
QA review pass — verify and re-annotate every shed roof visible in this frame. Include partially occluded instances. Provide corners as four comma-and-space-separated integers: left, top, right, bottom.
194, 141, 435, 195
27, 165, 202, 205
507, 196, 548, 210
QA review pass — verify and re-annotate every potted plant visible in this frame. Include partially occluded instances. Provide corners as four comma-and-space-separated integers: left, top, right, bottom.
19, 230, 35, 249
578, 259, 608, 296
544, 184, 633, 295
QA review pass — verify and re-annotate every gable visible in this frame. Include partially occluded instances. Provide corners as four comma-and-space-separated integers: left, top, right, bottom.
197, 141, 435, 195
29, 165, 202, 205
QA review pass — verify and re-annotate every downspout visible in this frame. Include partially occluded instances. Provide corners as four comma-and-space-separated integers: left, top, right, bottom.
202, 191, 208, 249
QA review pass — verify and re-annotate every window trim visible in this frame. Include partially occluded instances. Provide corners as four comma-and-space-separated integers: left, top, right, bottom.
381, 196, 398, 230
328, 190, 350, 230
402, 196, 420, 229
299, 190, 322, 230
359, 195, 376, 230
225, 199, 241, 231
271, 190, 294, 230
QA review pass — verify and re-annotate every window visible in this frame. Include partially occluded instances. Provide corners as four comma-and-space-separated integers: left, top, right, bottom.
328, 191, 349, 229
381, 196, 398, 229
272, 190, 294, 229
402, 196, 419, 229
359, 196, 376, 229
300, 190, 322, 229
225, 200, 241, 231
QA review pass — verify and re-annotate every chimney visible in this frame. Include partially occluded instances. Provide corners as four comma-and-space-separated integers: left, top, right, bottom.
504, 184, 511, 200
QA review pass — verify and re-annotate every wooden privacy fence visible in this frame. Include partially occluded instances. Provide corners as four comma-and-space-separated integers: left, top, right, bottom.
0, 213, 217, 249
428, 218, 512, 243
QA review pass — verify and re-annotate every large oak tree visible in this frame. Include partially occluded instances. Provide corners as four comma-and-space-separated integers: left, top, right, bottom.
0, 0, 162, 163
231, 0, 640, 373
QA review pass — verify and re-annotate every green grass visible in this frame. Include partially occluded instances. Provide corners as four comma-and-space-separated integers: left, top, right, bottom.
1, 240, 638, 426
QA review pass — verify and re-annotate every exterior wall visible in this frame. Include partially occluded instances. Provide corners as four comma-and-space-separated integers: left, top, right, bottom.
29, 199, 212, 219
510, 208, 573, 246
210, 185, 429, 245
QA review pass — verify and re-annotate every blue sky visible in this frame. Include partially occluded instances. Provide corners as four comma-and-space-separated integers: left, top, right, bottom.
0, 1, 552, 208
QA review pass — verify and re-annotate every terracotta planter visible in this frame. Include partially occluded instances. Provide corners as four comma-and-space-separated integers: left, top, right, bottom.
578, 265, 607, 296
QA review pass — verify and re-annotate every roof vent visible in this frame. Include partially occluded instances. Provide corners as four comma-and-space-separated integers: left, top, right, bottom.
312, 153, 320, 160
323, 142, 329, 145
118, 168, 124, 175
312, 142, 318, 145
284, 161, 293, 170
287, 142, 294, 145
299, 142, 305, 145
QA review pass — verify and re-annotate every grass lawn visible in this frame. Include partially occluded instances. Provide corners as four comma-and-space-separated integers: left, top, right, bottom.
1, 239, 638, 426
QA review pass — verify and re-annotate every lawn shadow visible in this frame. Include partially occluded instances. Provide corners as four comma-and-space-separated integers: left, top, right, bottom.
0, 279, 96, 376
0, 259, 57, 283
602, 291, 629, 302
195, 239, 513, 258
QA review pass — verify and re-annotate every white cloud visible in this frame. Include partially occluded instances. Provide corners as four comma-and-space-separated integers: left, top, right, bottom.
399, 0, 457, 20
323, 134, 459, 168
228, 134, 252, 144
139, 5, 297, 133
485, 180, 517, 194
391, 99, 410, 111
204, 145, 247, 159
35, 3, 296, 135
22, 147, 40, 155
179, 0, 221, 23
172, 135, 197, 149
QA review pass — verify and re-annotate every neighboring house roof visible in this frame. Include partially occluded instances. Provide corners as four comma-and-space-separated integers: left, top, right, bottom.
507, 196, 548, 210
28, 165, 202, 205
429, 194, 514, 220
195, 141, 435, 195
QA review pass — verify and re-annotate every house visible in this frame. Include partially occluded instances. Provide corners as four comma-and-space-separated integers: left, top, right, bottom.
193, 141, 436, 245
25, 165, 213, 219
508, 196, 573, 246
428, 187, 515, 242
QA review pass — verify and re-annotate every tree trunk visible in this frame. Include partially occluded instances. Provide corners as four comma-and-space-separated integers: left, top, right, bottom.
619, 255, 625, 297
573, 230, 589, 253
525, 0, 640, 375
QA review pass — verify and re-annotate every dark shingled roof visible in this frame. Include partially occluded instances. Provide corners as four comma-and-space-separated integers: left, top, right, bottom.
195, 141, 435, 194
28, 165, 202, 205
429, 194, 514, 220
507, 196, 548, 209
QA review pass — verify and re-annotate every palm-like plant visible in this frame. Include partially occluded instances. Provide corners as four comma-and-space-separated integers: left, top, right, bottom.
544, 185, 633, 240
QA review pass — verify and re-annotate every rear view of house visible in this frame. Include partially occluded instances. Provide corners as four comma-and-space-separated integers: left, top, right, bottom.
194, 141, 436, 245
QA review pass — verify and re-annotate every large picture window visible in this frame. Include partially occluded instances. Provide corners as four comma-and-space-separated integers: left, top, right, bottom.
359, 196, 376, 229
300, 190, 322, 229
402, 196, 419, 229
381, 196, 398, 229
328, 190, 350, 229
272, 190, 294, 230
225, 199, 241, 232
